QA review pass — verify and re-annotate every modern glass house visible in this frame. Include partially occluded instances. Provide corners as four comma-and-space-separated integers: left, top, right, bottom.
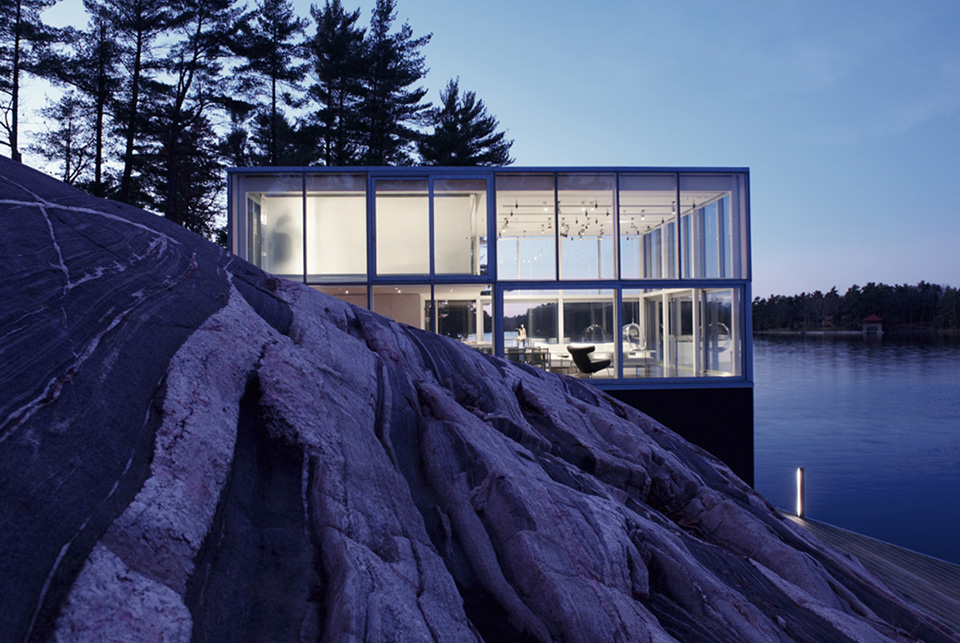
228, 167, 755, 483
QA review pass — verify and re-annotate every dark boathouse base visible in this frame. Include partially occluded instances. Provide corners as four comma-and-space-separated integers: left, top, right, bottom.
606, 386, 754, 487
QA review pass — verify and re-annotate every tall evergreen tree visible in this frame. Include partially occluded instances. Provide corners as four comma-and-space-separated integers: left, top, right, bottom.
104, 0, 172, 204
307, 0, 365, 166
418, 78, 513, 166
0, 0, 58, 162
232, 0, 306, 165
27, 90, 92, 183
358, 0, 430, 165
56, 0, 121, 196
248, 108, 313, 165
144, 0, 241, 235
219, 97, 254, 167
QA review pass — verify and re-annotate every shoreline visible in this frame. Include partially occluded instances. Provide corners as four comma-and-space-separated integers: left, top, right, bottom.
755, 328, 960, 337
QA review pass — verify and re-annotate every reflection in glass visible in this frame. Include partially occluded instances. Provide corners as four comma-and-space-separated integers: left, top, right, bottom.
376, 180, 429, 274
435, 179, 488, 275
496, 174, 556, 280
239, 174, 303, 280
435, 284, 493, 353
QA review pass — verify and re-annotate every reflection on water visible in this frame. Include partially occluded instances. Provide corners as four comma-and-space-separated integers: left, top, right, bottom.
753, 334, 960, 564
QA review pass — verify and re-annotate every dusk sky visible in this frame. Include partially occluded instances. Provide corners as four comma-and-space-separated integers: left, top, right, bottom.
29, 0, 960, 298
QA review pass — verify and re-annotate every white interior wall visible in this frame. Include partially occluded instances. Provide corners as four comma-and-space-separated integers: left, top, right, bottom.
306, 196, 366, 276
374, 293, 424, 328
435, 195, 473, 273
377, 197, 429, 274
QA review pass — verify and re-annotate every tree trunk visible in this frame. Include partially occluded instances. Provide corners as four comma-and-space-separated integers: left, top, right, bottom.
120, 28, 144, 202
10, 0, 23, 162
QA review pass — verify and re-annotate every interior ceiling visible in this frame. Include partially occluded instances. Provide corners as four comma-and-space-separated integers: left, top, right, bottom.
496, 189, 728, 238
315, 285, 491, 299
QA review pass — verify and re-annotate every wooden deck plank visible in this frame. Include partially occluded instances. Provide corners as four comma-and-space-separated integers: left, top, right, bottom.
786, 513, 960, 635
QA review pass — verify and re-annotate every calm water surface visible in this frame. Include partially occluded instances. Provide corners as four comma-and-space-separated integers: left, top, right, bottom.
753, 335, 960, 564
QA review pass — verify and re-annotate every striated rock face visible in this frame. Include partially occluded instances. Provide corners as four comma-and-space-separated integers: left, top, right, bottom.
0, 156, 954, 642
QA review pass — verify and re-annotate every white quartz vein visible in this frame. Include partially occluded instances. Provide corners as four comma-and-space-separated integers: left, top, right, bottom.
0, 251, 201, 442
0, 196, 177, 243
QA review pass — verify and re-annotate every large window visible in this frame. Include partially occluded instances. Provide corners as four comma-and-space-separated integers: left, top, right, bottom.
622, 289, 662, 378
306, 173, 366, 281
502, 289, 616, 378
679, 174, 743, 279
701, 288, 740, 375
435, 284, 493, 351
622, 287, 742, 378
240, 174, 303, 280
619, 174, 677, 279
435, 179, 488, 275
376, 179, 429, 274
496, 174, 556, 280
558, 173, 615, 280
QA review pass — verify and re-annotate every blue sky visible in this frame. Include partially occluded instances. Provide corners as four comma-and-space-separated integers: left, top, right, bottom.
30, 0, 960, 297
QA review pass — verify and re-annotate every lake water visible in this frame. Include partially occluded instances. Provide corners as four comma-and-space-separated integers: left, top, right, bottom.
753, 334, 960, 565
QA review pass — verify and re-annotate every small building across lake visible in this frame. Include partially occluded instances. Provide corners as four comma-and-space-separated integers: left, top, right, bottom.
862, 314, 884, 337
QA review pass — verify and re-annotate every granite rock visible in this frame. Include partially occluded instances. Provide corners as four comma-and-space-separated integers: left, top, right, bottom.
0, 157, 954, 642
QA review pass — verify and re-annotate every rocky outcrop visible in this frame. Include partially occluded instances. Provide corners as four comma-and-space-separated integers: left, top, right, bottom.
1, 157, 954, 642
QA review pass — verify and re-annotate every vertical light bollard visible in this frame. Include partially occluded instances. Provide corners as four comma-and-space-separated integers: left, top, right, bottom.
796, 467, 805, 518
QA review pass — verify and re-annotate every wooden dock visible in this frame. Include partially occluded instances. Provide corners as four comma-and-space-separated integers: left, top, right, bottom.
786, 514, 960, 635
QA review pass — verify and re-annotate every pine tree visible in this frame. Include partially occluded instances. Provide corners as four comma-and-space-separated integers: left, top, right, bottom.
144, 0, 241, 235
306, 0, 365, 166
103, 0, 172, 204
219, 97, 254, 167
27, 90, 92, 184
248, 108, 313, 166
232, 0, 306, 166
0, 0, 57, 162
419, 78, 513, 166
358, 0, 430, 166
55, 0, 122, 196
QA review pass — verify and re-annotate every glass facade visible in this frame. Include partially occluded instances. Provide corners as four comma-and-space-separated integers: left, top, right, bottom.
229, 167, 751, 387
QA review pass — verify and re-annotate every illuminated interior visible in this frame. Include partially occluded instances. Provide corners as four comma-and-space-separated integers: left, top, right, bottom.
230, 167, 750, 382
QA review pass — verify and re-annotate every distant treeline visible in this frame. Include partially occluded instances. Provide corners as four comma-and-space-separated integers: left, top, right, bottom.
752, 282, 960, 332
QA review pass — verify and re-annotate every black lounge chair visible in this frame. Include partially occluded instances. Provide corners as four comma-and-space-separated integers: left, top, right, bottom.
567, 344, 610, 376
